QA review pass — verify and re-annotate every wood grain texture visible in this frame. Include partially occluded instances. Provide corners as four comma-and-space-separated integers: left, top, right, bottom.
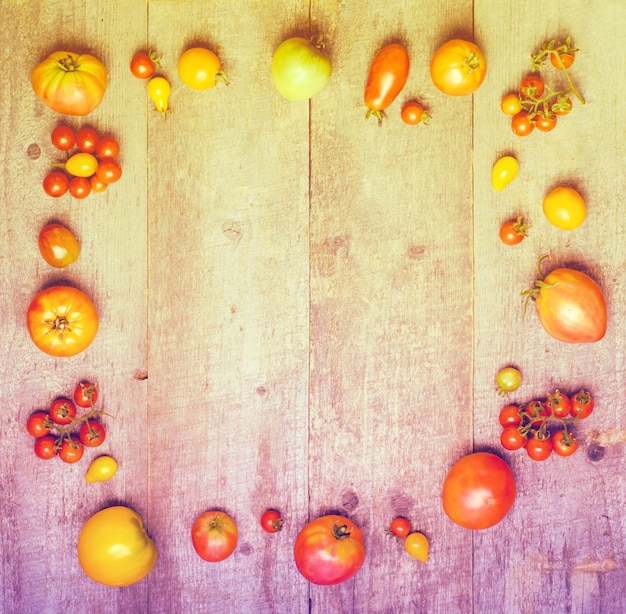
0, 0, 624, 613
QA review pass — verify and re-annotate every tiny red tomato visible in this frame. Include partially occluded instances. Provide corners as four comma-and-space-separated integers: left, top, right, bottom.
130, 50, 161, 79
546, 390, 571, 418
570, 389, 594, 419
34, 435, 57, 460
552, 430, 578, 457
95, 137, 120, 159
49, 398, 77, 425
43, 171, 70, 197
511, 111, 534, 136
388, 517, 411, 538
552, 96, 572, 116
499, 217, 529, 246
90, 175, 109, 193
74, 382, 98, 408
27, 411, 52, 438
526, 435, 552, 461
499, 405, 522, 427
526, 400, 551, 426
550, 51, 575, 69
500, 426, 526, 451
75, 127, 99, 153
58, 437, 84, 464
519, 75, 545, 99
50, 125, 76, 151
534, 113, 557, 132
79, 420, 106, 447
96, 158, 123, 184
260, 509, 284, 533
500, 93, 522, 116
69, 176, 91, 199
401, 101, 430, 125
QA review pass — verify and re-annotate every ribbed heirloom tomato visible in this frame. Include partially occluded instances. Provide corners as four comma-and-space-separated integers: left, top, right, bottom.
191, 511, 238, 562
294, 514, 365, 585
430, 39, 486, 96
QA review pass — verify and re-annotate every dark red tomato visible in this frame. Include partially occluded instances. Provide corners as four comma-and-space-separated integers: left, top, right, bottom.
74, 382, 98, 408
34, 435, 57, 460
27, 412, 52, 438
294, 515, 366, 585
442, 452, 516, 530
500, 426, 526, 451
534, 113, 557, 132
260, 509, 284, 533
43, 171, 70, 197
498, 405, 522, 427
58, 437, 84, 463
69, 176, 91, 199
130, 51, 160, 79
519, 75, 544, 99
364, 44, 410, 123
96, 158, 123, 183
570, 389, 594, 419
49, 398, 77, 425
526, 435, 552, 461
511, 111, 534, 136
95, 137, 120, 159
75, 127, 99, 153
388, 517, 411, 538
552, 430, 578, 456
51, 125, 76, 151
79, 420, 106, 447
499, 217, 529, 246
546, 390, 571, 417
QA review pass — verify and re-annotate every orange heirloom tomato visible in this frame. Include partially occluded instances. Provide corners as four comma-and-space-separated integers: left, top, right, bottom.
178, 47, 230, 90
191, 511, 238, 562
38, 223, 80, 268
294, 514, 365, 585
430, 39, 486, 96
26, 285, 99, 357
31, 51, 107, 116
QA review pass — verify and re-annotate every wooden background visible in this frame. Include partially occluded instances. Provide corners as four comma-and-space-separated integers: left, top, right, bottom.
1, 0, 625, 612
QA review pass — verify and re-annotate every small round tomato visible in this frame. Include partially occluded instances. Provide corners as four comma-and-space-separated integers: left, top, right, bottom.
388, 517, 411, 538
96, 158, 122, 183
526, 435, 552, 461
43, 171, 69, 197
552, 430, 578, 457
498, 405, 522, 427
552, 96, 572, 116
491, 155, 518, 191
260, 509, 284, 533
404, 532, 429, 562
499, 217, 529, 246
500, 93, 522, 116
58, 437, 84, 464
27, 411, 52, 438
34, 435, 58, 460
495, 367, 522, 396
74, 382, 98, 408
79, 420, 106, 447
96, 137, 120, 159
130, 50, 161, 79
401, 101, 430, 125
75, 127, 99, 153
178, 47, 229, 90
511, 111, 534, 136
49, 398, 77, 425
550, 51, 575, 69
500, 426, 526, 451
90, 175, 109, 193
526, 400, 551, 426
542, 186, 586, 230
430, 39, 486, 96
191, 511, 238, 562
519, 75, 544, 99
38, 223, 80, 268
69, 176, 91, 199
570, 389, 594, 419
51, 125, 76, 150
546, 390, 571, 417
442, 452, 516, 530
534, 113, 557, 132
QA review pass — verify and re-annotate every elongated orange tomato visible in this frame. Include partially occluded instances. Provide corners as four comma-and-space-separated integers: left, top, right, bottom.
364, 43, 410, 124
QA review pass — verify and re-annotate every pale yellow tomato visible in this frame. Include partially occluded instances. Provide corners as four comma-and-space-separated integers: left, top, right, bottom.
542, 186, 586, 230
404, 532, 429, 562
85, 455, 118, 483
491, 156, 519, 191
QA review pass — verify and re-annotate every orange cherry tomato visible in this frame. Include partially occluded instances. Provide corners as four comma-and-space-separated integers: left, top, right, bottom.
430, 39, 486, 96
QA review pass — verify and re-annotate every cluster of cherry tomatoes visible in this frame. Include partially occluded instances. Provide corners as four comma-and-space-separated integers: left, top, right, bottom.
499, 388, 594, 461
43, 125, 122, 198
500, 38, 584, 137
27, 382, 107, 463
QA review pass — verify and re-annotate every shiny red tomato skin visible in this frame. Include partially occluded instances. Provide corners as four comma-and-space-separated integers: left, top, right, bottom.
526, 435, 552, 461
130, 52, 157, 79
498, 405, 522, 427
364, 44, 410, 112
191, 511, 238, 562
34, 435, 57, 460
49, 398, 77, 425
79, 420, 106, 447
552, 430, 578, 456
27, 412, 52, 438
58, 437, 84, 463
294, 514, 366, 585
260, 510, 283, 533
442, 452, 516, 530
43, 171, 70, 197
74, 382, 98, 408
570, 390, 594, 419
51, 125, 76, 150
512, 111, 534, 136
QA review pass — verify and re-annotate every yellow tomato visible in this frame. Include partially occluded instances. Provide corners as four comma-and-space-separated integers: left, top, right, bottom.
491, 156, 519, 191
178, 47, 229, 90
500, 93, 522, 116
430, 39, 486, 96
147, 77, 171, 119
85, 455, 118, 483
404, 532, 429, 562
542, 186, 586, 230
78, 506, 158, 586
65, 152, 98, 177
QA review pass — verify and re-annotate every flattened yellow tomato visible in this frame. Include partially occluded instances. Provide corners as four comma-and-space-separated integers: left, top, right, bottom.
38, 223, 80, 268
491, 156, 519, 191
85, 455, 118, 483
78, 506, 157, 586
542, 186, 586, 230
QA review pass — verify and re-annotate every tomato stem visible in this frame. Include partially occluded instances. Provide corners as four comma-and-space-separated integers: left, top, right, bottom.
332, 523, 352, 540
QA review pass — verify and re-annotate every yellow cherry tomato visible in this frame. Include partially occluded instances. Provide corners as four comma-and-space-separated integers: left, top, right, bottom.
542, 186, 586, 230
85, 455, 118, 483
500, 92, 522, 116
404, 532, 429, 562
147, 76, 171, 119
495, 367, 522, 396
78, 505, 158, 586
491, 156, 519, 191
65, 152, 98, 177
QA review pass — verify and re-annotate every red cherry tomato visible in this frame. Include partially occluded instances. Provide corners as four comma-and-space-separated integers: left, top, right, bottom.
260, 509, 284, 533
546, 390, 571, 418
74, 382, 98, 408
500, 426, 526, 451
49, 398, 77, 425
498, 405, 522, 427
570, 389, 594, 419
388, 517, 411, 538
43, 171, 70, 197
34, 435, 58, 460
130, 50, 161, 79
79, 420, 106, 447
75, 127, 99, 153
96, 158, 123, 184
96, 137, 120, 159
27, 412, 52, 438
519, 75, 544, 99
511, 111, 534, 136
58, 437, 84, 464
400, 101, 430, 125
51, 125, 76, 151
526, 435, 552, 461
69, 176, 91, 199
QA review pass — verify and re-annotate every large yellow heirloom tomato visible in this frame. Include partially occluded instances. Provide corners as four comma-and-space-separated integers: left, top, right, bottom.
78, 506, 158, 587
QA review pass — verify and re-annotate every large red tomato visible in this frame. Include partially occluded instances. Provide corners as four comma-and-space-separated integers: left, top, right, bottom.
26, 285, 99, 357
293, 514, 365, 585
191, 511, 238, 562
524, 256, 607, 343
31, 51, 108, 116
442, 452, 516, 530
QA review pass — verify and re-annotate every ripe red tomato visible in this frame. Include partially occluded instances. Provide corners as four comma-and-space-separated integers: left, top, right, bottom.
260, 510, 283, 533
191, 511, 238, 562
90, 175, 109, 193
51, 125, 76, 150
526, 435, 552, 461
96, 137, 120, 159
546, 390, 571, 417
58, 437, 84, 463
96, 158, 123, 183
499, 217, 529, 246
534, 113, 557, 132
79, 420, 106, 447
69, 176, 91, 199
49, 398, 77, 425
527, 400, 551, 426
43, 171, 70, 197
511, 111, 534, 136
500, 426, 526, 451
34, 435, 58, 460
570, 389, 594, 419
388, 517, 411, 538
442, 452, 516, 530
27, 412, 52, 438
74, 382, 98, 408
430, 39, 486, 96
130, 50, 160, 79
519, 75, 544, 99
498, 405, 522, 427
364, 44, 410, 123
552, 430, 578, 457
400, 101, 429, 125
75, 127, 99, 153
294, 514, 365, 585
